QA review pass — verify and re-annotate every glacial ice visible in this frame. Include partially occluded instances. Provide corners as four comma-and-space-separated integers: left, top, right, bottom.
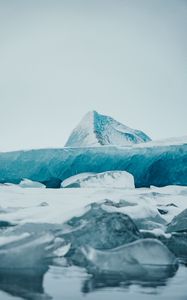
19, 178, 46, 188
60, 203, 141, 265
61, 171, 135, 189
82, 239, 178, 271
65, 111, 151, 147
63, 204, 141, 246
103, 201, 166, 230
0, 183, 186, 300
0, 141, 186, 187
167, 208, 187, 233
0, 232, 60, 269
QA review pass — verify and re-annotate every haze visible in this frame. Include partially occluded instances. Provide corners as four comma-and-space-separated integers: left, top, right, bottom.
0, 0, 186, 151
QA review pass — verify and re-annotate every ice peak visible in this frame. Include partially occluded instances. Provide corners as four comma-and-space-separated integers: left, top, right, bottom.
65, 111, 151, 147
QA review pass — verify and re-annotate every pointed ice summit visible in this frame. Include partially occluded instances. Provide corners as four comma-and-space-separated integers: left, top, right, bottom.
65, 111, 151, 147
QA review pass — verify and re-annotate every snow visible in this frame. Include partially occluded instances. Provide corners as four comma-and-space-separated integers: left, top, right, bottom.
65, 111, 151, 147
0, 185, 186, 226
61, 171, 135, 189
135, 136, 187, 148
65, 111, 100, 147
103, 200, 159, 220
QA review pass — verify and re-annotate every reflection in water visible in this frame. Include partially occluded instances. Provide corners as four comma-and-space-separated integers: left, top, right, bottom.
0, 262, 182, 300
0, 266, 51, 300
82, 264, 178, 294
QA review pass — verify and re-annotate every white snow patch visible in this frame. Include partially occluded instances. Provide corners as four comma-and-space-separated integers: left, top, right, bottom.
0, 185, 186, 226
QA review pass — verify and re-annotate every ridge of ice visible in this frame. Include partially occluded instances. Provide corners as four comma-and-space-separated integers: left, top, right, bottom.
82, 238, 178, 270
65, 111, 151, 147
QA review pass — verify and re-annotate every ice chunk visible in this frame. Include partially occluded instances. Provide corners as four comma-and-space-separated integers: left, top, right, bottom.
103, 200, 166, 230
159, 232, 187, 259
61, 171, 135, 189
61, 172, 95, 188
19, 178, 46, 188
0, 233, 56, 269
65, 111, 151, 147
167, 208, 187, 233
63, 203, 140, 249
60, 203, 141, 265
82, 238, 178, 272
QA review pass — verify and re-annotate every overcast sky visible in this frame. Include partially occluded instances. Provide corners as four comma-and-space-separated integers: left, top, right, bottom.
0, 0, 186, 151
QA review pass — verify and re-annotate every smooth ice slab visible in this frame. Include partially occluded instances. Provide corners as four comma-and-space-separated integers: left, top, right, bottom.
82, 238, 178, 272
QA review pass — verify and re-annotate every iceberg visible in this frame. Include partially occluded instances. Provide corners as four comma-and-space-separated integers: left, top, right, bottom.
61, 170, 134, 188
65, 111, 151, 147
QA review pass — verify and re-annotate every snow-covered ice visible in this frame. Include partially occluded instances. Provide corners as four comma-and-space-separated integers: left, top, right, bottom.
0, 184, 186, 299
65, 111, 151, 147
19, 178, 46, 188
0, 185, 186, 226
61, 171, 135, 189
0, 142, 186, 188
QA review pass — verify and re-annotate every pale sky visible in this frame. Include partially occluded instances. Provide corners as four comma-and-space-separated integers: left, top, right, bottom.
0, 0, 186, 151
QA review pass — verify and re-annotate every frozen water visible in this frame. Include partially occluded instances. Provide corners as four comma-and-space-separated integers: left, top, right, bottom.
0, 142, 186, 187
60, 203, 141, 265
167, 208, 187, 233
0, 185, 186, 299
103, 200, 166, 230
19, 178, 46, 188
0, 232, 63, 269
61, 170, 135, 188
82, 239, 178, 271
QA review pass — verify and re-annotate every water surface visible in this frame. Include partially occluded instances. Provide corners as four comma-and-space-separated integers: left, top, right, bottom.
0, 263, 186, 300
